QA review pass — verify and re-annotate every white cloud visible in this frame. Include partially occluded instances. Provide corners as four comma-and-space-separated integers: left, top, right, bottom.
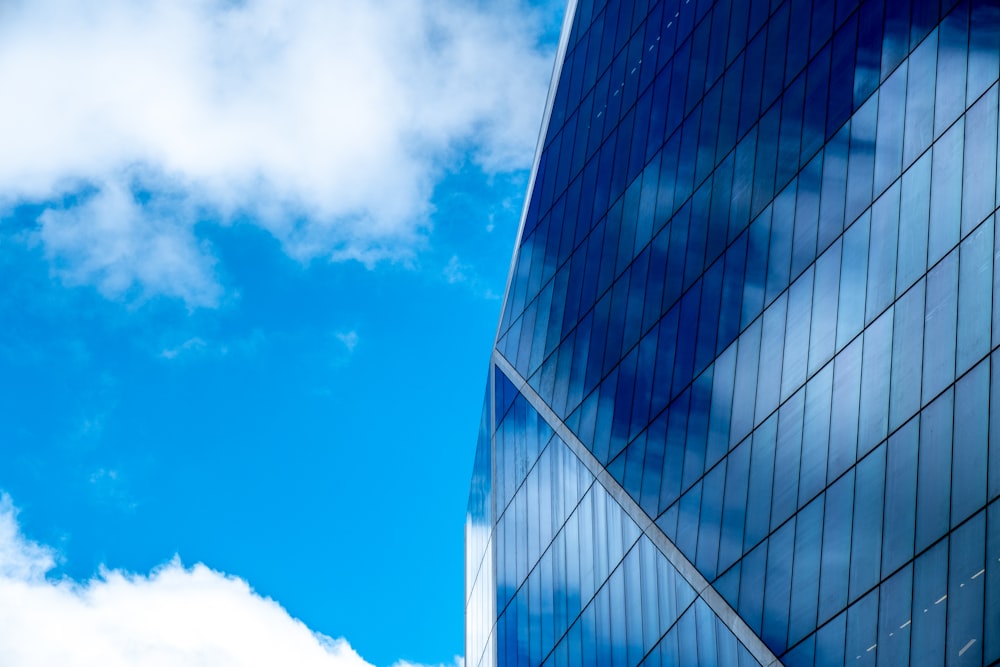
0, 493, 461, 667
159, 337, 209, 359
0, 0, 554, 307
443, 255, 469, 285
335, 330, 359, 353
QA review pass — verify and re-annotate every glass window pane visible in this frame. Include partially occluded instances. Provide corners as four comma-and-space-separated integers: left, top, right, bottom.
882, 416, 918, 578
858, 307, 893, 456
916, 389, 953, 553
837, 212, 870, 350
957, 217, 993, 375
952, 359, 989, 527
928, 119, 964, 267
922, 249, 958, 405
819, 469, 855, 623
911, 538, 948, 666
890, 279, 925, 430
897, 150, 931, 295
850, 444, 886, 601
962, 85, 999, 235
877, 564, 913, 667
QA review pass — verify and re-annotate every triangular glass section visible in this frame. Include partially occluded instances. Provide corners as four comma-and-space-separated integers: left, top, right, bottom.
492, 371, 766, 667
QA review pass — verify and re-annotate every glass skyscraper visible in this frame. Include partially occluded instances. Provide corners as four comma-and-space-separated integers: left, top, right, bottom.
466, 0, 1000, 664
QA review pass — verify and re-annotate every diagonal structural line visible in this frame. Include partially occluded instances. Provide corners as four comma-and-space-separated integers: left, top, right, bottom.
493, 350, 785, 667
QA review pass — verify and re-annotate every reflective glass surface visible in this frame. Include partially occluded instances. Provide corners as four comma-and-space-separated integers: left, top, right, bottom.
469, 0, 1000, 664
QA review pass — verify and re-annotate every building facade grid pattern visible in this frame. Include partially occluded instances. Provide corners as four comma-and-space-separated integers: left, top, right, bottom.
467, 0, 1000, 664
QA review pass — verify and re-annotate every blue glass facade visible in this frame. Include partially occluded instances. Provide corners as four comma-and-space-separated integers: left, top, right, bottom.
466, 0, 1000, 664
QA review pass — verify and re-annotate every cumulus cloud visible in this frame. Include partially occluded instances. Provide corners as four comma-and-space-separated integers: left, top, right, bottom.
0, 494, 460, 667
0, 0, 554, 306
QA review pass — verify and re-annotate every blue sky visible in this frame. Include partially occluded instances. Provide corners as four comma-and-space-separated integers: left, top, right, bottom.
0, 1, 563, 665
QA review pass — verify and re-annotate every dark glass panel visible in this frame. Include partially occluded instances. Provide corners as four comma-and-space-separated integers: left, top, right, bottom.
819, 469, 855, 623
846, 92, 878, 224
719, 437, 751, 573
992, 348, 1000, 503
952, 359, 989, 527
896, 151, 931, 296
955, 216, 993, 375
836, 212, 869, 350
745, 414, 777, 550
873, 58, 906, 194
882, 417, 919, 578
788, 495, 824, 646
782, 268, 814, 401
916, 389, 954, 552
857, 308, 892, 456
946, 510, 986, 665
849, 444, 886, 601
986, 501, 1000, 665
921, 249, 958, 405
771, 390, 804, 531
815, 611, 847, 667
845, 589, 879, 667
828, 337, 862, 483
910, 538, 948, 666
809, 240, 841, 375
800, 364, 833, 505
876, 564, 913, 666
738, 540, 769, 635
756, 291, 787, 425
793, 154, 823, 278
866, 182, 899, 323
889, 280, 925, 431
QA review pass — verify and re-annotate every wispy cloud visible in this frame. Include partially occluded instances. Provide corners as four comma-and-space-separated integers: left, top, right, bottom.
443, 256, 470, 285
0, 0, 554, 307
159, 336, 209, 359
335, 331, 359, 354
0, 493, 460, 667
442, 255, 501, 300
